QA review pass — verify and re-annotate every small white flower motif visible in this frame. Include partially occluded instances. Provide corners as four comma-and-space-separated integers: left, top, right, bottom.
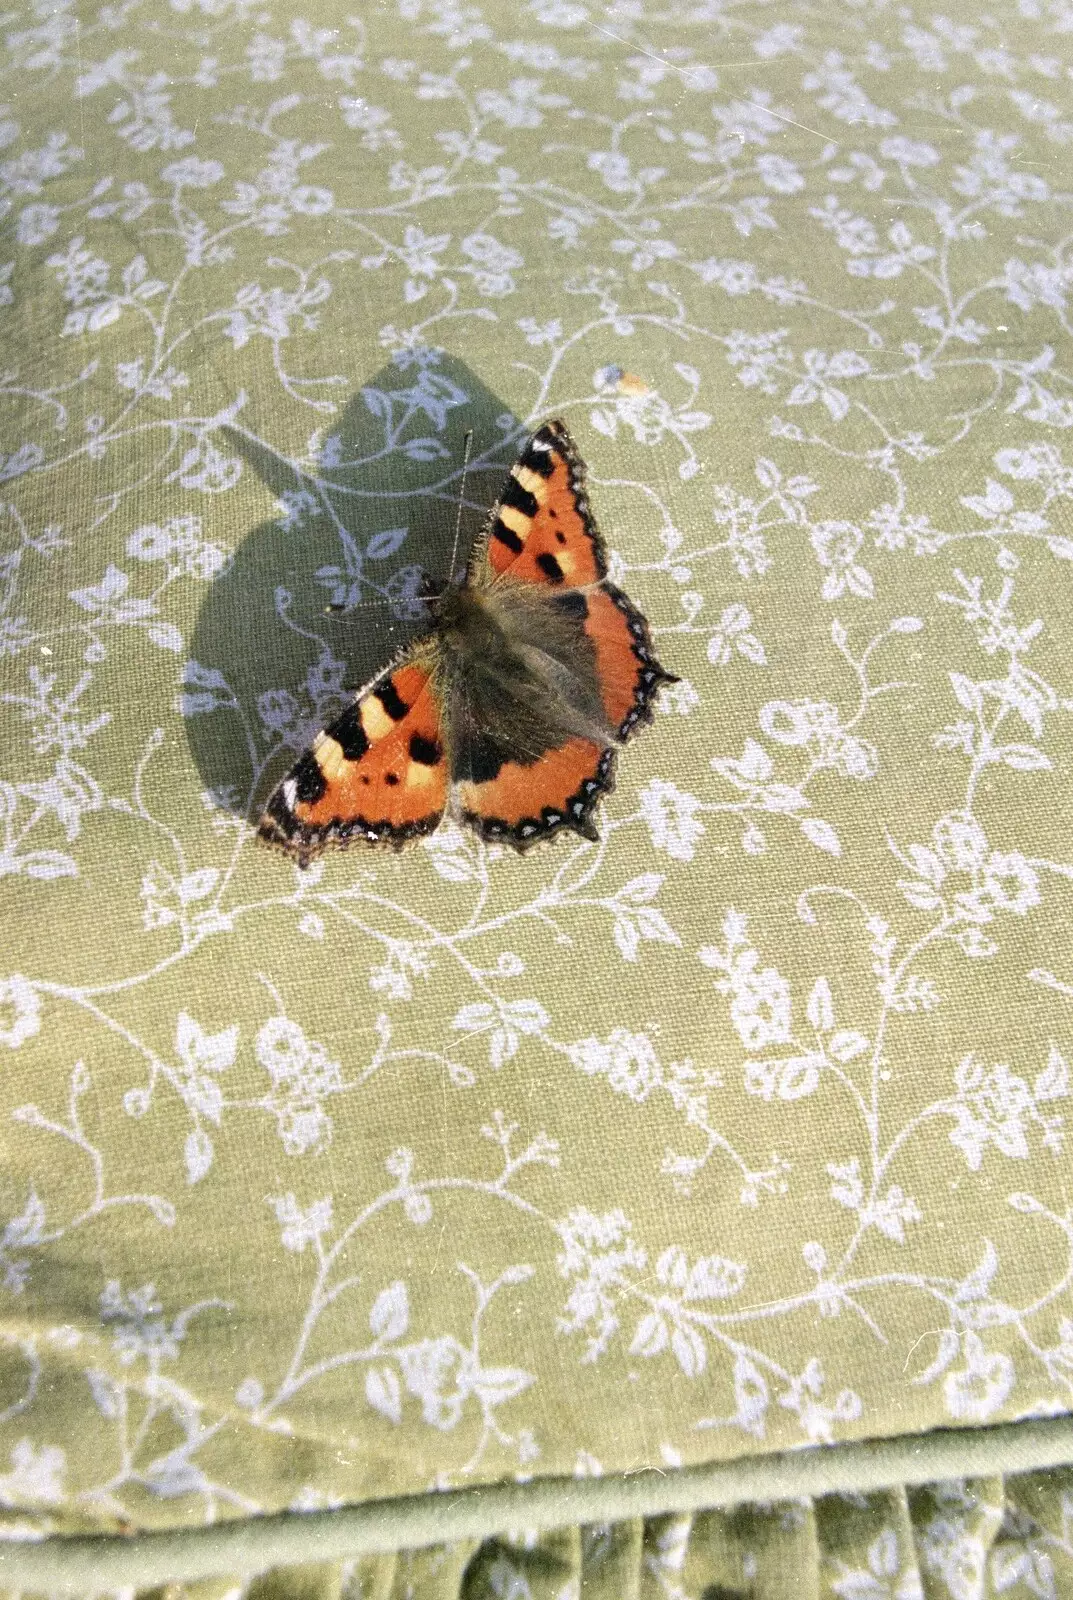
912, 813, 1042, 928
246, 34, 287, 80
868, 503, 943, 555
916, 1495, 997, 1600
757, 700, 878, 779
17, 759, 102, 842
126, 515, 227, 579
529, 1, 589, 25
369, 941, 432, 1001
1003, 258, 1073, 315
777, 1357, 862, 1443
257, 689, 300, 738
713, 89, 792, 145
115, 358, 190, 400
100, 1281, 180, 1367
943, 1331, 1015, 1421
695, 256, 759, 292
759, 699, 817, 749
610, 234, 680, 271
995, 441, 1073, 490
460, 232, 523, 296
477, 76, 569, 128
436, 130, 505, 165
256, 1015, 343, 1156
974, 852, 1040, 918
948, 1055, 1033, 1169
586, 149, 638, 193
556, 1206, 647, 1361
0, 975, 41, 1048
879, 135, 940, 167
638, 779, 706, 862
569, 1029, 663, 1102
268, 1192, 333, 1253
862, 1185, 923, 1245
0, 1439, 66, 1508
756, 152, 804, 192
809, 520, 873, 600
932, 811, 988, 871
16, 203, 60, 245
274, 487, 319, 532
160, 157, 225, 187
701, 933, 795, 1051
174, 1011, 237, 1126
339, 98, 402, 151
590, 381, 710, 450
398, 1337, 471, 1431
517, 316, 562, 346
723, 327, 793, 393
177, 659, 231, 716
257, 1017, 328, 1084
729, 962, 793, 1051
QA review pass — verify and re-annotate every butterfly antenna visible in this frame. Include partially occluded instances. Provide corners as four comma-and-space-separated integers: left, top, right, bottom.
447, 429, 474, 587
326, 596, 398, 615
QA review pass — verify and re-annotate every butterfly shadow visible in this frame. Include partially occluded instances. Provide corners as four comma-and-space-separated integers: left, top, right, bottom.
185, 355, 527, 825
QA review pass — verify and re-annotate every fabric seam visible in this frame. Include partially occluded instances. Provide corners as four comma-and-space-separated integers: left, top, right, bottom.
0, 1416, 1070, 1591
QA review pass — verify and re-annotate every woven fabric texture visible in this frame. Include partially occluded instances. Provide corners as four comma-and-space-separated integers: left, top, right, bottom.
0, 0, 1072, 1585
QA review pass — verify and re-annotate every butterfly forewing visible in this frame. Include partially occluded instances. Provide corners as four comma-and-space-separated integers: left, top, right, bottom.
477, 421, 605, 590
258, 647, 448, 862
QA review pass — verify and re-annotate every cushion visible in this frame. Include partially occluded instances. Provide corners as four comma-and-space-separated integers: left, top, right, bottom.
1, 0, 1071, 1591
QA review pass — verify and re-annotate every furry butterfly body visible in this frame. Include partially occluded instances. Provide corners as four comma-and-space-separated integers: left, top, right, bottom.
258, 419, 677, 865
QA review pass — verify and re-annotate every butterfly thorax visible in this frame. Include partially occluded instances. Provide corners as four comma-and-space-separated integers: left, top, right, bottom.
432, 582, 515, 663
430, 577, 616, 781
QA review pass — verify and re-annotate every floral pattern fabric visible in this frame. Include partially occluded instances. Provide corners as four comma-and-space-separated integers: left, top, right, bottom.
0, 0, 1072, 1568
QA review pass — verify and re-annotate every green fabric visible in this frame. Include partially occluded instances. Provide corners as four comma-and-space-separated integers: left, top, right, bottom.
3, 1465, 1073, 1595
1, 0, 1073, 1583
1, 1419, 1073, 1589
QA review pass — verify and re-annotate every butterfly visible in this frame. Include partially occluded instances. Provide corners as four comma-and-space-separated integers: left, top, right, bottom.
258, 419, 677, 866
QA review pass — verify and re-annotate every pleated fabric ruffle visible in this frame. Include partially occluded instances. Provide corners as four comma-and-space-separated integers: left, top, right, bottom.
15, 1465, 1069, 1599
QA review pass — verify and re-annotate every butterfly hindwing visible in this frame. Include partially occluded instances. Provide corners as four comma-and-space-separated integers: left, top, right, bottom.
258, 644, 448, 863
459, 739, 616, 850
583, 583, 671, 739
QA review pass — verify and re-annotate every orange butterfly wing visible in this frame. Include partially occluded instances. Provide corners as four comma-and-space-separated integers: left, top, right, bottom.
460, 420, 674, 848
460, 740, 615, 847
478, 419, 605, 590
258, 646, 448, 864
